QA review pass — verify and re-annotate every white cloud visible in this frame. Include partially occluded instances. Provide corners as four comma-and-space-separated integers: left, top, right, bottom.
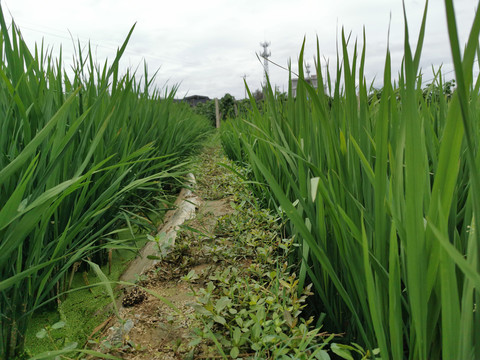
2, 0, 477, 99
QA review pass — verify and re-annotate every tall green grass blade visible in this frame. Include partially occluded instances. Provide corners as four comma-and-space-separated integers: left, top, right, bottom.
86, 260, 118, 316
0, 6, 212, 356
221, 1, 480, 358
401, 3, 428, 357
444, 2, 480, 356
0, 87, 80, 187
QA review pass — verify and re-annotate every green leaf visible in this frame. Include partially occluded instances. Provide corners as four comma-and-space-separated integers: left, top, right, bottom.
62, 342, 78, 350
0, 155, 37, 230
283, 309, 294, 328
86, 260, 118, 316
213, 315, 226, 325
331, 343, 354, 360
310, 177, 320, 202
0, 87, 81, 187
36, 328, 47, 339
233, 327, 241, 345
51, 320, 66, 330
252, 322, 261, 339
230, 346, 240, 359
312, 349, 331, 360
215, 297, 231, 313
31, 349, 121, 360
188, 337, 203, 348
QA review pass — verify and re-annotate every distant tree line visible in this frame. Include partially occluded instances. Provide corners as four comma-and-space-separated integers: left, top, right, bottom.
193, 89, 266, 125
195, 79, 456, 126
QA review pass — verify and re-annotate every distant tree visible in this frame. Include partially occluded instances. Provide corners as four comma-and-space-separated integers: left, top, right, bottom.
252, 88, 264, 102
194, 90, 273, 124
220, 93, 236, 120
275, 90, 288, 103
194, 100, 216, 126
422, 79, 455, 103
367, 87, 383, 105
237, 98, 252, 117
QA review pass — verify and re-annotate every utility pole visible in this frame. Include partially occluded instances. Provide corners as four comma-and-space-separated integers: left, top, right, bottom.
259, 41, 271, 89
305, 62, 311, 80
215, 98, 220, 129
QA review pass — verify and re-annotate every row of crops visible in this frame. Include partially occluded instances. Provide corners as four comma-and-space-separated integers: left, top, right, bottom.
0, 9, 212, 359
221, 2, 480, 359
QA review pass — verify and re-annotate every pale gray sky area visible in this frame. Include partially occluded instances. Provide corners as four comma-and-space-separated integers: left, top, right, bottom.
1, 0, 478, 99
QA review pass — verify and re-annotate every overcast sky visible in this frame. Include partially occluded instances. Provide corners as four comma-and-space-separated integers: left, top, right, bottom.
1, 0, 478, 99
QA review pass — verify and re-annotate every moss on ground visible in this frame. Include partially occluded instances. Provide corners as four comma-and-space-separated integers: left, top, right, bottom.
24, 230, 149, 354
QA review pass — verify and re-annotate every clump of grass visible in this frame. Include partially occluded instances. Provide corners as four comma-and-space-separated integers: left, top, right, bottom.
0, 7, 211, 359
221, 1, 480, 358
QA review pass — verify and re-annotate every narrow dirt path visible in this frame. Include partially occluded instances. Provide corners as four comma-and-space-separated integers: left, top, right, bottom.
88, 141, 328, 359
115, 198, 234, 359
90, 143, 237, 359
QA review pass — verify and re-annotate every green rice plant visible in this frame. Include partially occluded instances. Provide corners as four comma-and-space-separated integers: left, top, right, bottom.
0, 7, 211, 358
221, 1, 480, 358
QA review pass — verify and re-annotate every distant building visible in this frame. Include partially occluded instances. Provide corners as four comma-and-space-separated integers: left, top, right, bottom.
291, 75, 318, 97
182, 95, 210, 107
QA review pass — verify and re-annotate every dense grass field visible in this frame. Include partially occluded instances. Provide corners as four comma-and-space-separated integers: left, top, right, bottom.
221, 1, 480, 359
0, 8, 212, 359
3, 0, 480, 358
